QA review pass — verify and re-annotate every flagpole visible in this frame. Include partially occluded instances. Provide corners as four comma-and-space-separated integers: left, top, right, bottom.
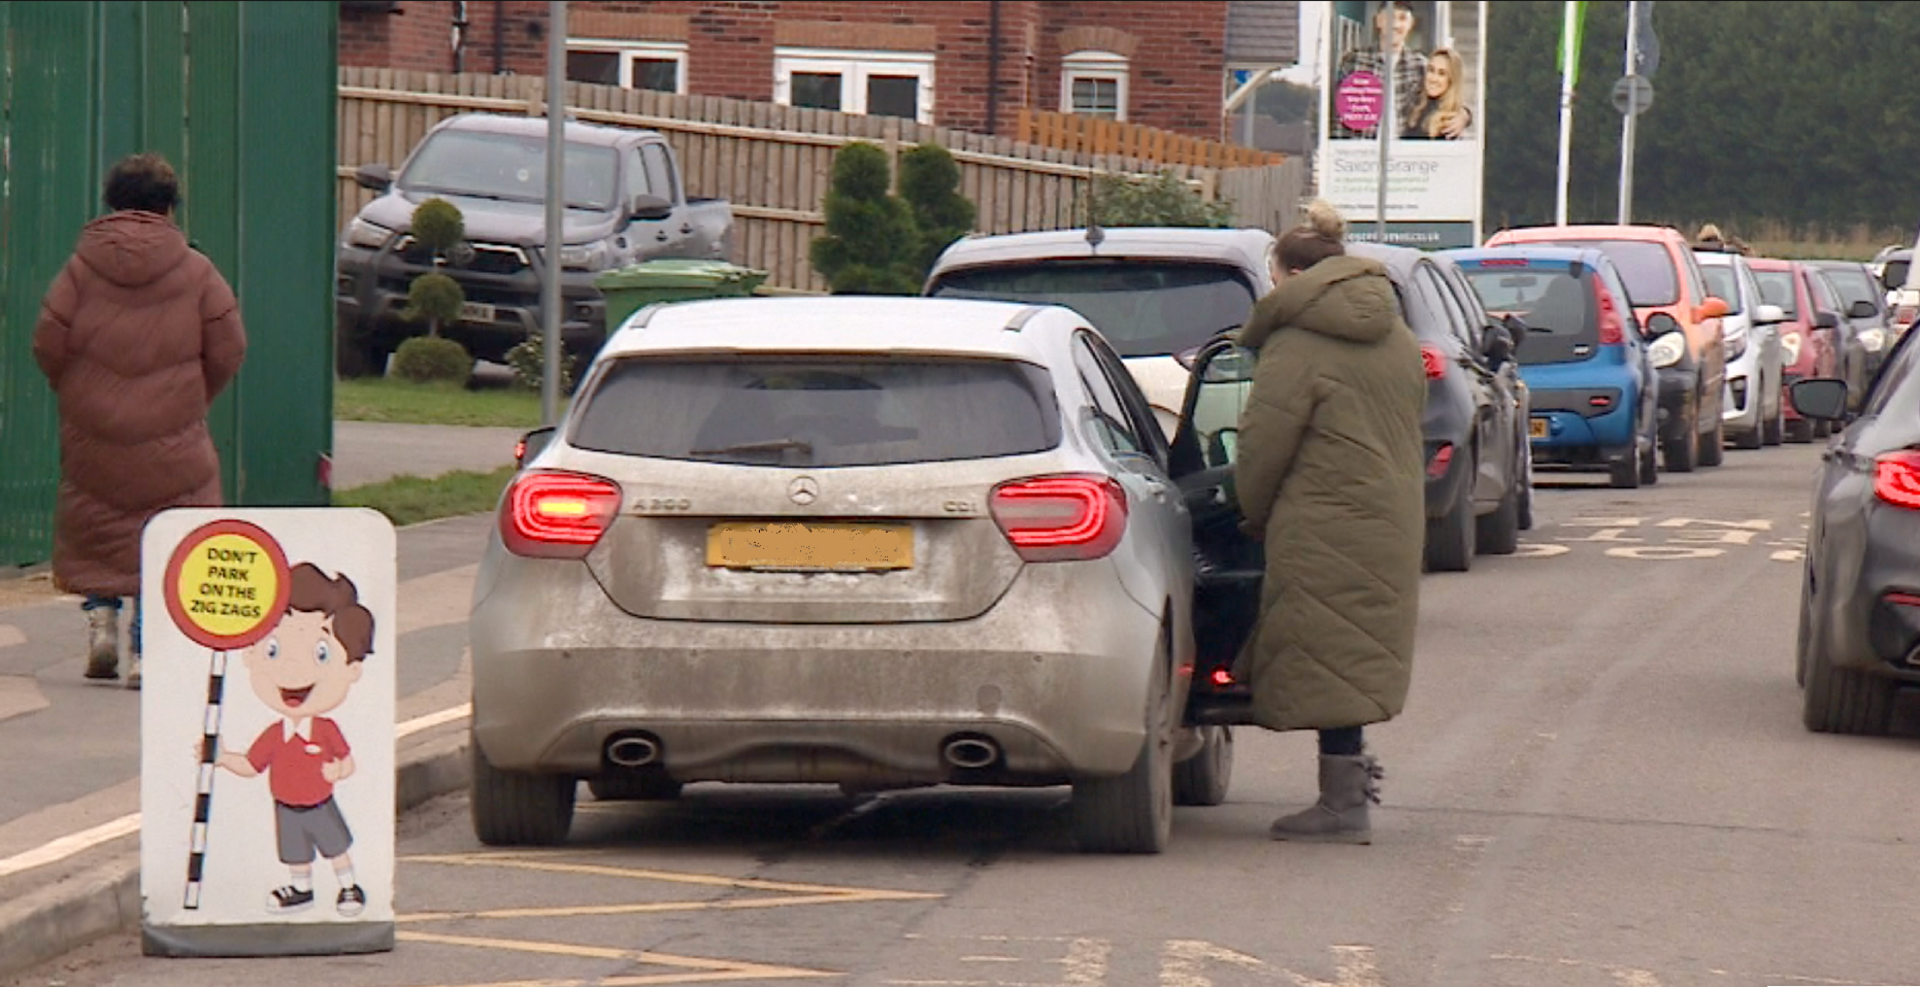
1376, 12, 1394, 243
1617, 0, 1640, 224
1556, 0, 1576, 225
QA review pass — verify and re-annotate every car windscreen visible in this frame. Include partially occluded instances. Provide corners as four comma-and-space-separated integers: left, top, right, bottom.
1462, 266, 1598, 365
401, 130, 621, 211
569, 357, 1063, 467
927, 261, 1258, 358
1824, 266, 1882, 312
1699, 264, 1744, 314
1538, 239, 1678, 307
1752, 270, 1799, 318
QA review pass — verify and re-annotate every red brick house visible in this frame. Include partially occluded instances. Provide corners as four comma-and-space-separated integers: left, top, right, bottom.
340, 1, 1297, 140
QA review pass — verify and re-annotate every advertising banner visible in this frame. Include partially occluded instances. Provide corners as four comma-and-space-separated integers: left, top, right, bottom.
1319, 0, 1488, 247
140, 508, 397, 958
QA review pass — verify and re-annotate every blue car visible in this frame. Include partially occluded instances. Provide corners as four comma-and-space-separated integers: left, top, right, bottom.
1446, 247, 1663, 489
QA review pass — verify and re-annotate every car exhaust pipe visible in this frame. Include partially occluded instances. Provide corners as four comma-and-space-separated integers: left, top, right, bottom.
606, 734, 661, 768
942, 736, 1000, 770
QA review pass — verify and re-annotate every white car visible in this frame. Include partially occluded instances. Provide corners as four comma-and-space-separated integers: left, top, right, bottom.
1696, 250, 1789, 448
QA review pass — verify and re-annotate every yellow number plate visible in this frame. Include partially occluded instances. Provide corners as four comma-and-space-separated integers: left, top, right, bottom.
706, 521, 914, 571
1529, 418, 1549, 438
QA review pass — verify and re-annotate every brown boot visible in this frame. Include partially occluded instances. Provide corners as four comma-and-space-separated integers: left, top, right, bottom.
1268, 754, 1382, 844
84, 608, 119, 680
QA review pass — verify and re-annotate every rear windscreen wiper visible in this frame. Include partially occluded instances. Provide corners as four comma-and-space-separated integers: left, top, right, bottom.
688, 438, 815, 457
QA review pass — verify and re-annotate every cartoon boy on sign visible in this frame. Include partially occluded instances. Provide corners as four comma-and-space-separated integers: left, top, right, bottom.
213, 562, 374, 917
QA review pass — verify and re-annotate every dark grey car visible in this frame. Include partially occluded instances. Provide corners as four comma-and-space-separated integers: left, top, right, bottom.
1789, 326, 1920, 735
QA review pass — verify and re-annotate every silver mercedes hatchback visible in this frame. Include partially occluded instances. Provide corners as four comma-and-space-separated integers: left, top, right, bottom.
467, 296, 1210, 853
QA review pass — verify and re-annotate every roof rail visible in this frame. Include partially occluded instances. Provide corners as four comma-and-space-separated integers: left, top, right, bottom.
1002, 305, 1044, 332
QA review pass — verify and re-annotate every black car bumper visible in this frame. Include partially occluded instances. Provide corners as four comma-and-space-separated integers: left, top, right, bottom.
336, 246, 608, 362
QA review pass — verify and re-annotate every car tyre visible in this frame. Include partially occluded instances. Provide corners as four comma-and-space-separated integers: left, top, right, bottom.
1424, 480, 1475, 573
335, 324, 390, 380
1802, 647, 1896, 736
471, 736, 576, 846
588, 771, 685, 802
1662, 401, 1699, 472
1733, 422, 1763, 450
1608, 453, 1641, 490
1785, 417, 1814, 443
1172, 725, 1233, 807
1071, 634, 1174, 854
1762, 383, 1786, 446
1516, 441, 1535, 531
1475, 478, 1522, 554
1639, 435, 1660, 486
1813, 417, 1833, 439
1699, 406, 1726, 466
1794, 561, 1815, 688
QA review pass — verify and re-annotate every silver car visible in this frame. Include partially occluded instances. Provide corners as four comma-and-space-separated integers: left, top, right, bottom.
468, 296, 1226, 854
1696, 250, 1788, 449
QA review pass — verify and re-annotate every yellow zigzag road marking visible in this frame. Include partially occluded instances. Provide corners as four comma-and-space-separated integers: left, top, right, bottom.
396, 929, 838, 985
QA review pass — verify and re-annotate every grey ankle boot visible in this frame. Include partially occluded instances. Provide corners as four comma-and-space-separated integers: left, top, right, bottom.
1268, 753, 1382, 844
84, 608, 119, 680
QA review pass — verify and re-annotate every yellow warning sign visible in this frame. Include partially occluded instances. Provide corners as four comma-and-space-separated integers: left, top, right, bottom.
162, 519, 292, 650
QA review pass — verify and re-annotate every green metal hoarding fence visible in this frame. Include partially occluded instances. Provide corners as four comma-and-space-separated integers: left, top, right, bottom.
0, 2, 337, 571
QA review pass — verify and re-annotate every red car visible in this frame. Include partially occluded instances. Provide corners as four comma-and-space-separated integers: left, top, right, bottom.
1748, 258, 1841, 442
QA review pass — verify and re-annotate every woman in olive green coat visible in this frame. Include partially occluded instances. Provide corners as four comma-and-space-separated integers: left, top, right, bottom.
1232, 202, 1427, 844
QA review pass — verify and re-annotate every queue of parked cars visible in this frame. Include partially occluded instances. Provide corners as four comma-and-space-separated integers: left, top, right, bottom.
465, 220, 1908, 858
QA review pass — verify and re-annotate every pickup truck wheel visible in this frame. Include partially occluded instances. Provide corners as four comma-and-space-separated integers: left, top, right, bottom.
1071, 633, 1174, 853
1172, 725, 1233, 806
471, 736, 576, 846
335, 330, 390, 379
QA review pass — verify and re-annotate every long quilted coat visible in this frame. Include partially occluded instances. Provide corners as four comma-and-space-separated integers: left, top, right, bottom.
33, 210, 247, 598
1231, 254, 1426, 732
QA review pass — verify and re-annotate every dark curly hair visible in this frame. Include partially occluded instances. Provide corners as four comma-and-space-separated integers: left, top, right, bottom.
103, 153, 181, 215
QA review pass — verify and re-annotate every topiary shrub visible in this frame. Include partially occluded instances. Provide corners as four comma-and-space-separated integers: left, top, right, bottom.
402, 272, 464, 326
411, 197, 466, 254
899, 143, 978, 279
809, 142, 922, 295
505, 334, 576, 395
391, 336, 473, 384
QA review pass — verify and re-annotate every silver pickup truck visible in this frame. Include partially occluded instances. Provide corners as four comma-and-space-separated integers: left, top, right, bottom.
335, 112, 732, 376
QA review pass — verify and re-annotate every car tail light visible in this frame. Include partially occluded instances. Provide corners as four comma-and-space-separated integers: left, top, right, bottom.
990, 474, 1128, 562
1420, 344, 1448, 380
1897, 305, 1918, 329
1590, 395, 1614, 409
1210, 667, 1235, 687
1594, 282, 1626, 345
1477, 258, 1528, 267
502, 471, 623, 558
1874, 451, 1920, 510
1427, 442, 1454, 479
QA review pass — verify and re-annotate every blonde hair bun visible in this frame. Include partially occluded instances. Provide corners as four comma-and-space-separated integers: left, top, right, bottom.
1305, 199, 1348, 241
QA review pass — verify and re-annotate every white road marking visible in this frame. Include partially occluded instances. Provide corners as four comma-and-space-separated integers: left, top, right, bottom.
1604, 546, 1725, 560
0, 703, 470, 880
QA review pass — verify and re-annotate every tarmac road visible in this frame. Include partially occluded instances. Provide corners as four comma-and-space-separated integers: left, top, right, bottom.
7, 441, 1920, 987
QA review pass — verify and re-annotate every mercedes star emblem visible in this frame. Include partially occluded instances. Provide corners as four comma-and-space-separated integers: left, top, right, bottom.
788, 476, 819, 506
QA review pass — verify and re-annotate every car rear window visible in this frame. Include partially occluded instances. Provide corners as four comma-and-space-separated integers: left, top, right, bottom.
569, 357, 1063, 467
1699, 264, 1744, 314
1462, 264, 1598, 365
927, 261, 1258, 358
1825, 266, 1882, 311
1752, 270, 1799, 318
1538, 239, 1679, 307
1888, 258, 1912, 290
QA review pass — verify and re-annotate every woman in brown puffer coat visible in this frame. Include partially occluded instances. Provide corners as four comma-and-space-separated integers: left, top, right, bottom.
33, 153, 248, 689
1232, 201, 1426, 845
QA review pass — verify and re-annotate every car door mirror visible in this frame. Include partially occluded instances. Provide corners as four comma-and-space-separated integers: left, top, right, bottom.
1850, 299, 1880, 320
1788, 378, 1849, 420
354, 162, 394, 192
1694, 296, 1731, 322
1483, 322, 1515, 369
1812, 310, 1841, 331
1754, 303, 1788, 325
629, 194, 674, 221
1169, 340, 1257, 478
515, 426, 557, 469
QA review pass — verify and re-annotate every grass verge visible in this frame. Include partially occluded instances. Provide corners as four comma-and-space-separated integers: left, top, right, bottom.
333, 466, 515, 527
335, 377, 543, 428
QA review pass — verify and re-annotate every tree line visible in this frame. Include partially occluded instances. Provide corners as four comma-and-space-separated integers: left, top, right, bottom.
1484, 0, 1917, 240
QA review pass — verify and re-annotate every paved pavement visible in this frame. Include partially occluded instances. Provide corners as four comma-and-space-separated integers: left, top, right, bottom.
6, 440, 1920, 986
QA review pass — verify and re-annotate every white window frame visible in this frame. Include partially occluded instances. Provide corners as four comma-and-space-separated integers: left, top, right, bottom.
773, 47, 936, 125
566, 39, 688, 95
1062, 50, 1130, 121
